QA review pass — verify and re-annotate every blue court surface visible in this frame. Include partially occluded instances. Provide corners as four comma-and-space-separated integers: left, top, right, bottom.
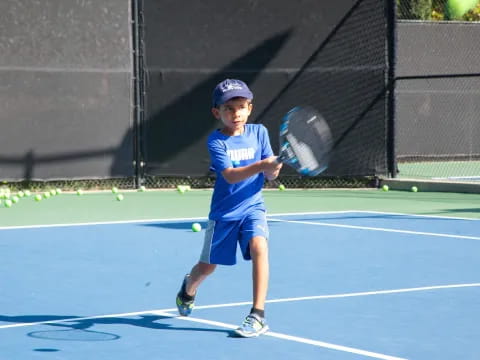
1, 211, 479, 360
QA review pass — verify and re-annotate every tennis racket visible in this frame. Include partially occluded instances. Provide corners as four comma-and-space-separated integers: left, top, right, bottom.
276, 106, 333, 176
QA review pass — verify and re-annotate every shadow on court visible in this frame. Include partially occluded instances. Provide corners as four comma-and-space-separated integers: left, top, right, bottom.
0, 314, 232, 340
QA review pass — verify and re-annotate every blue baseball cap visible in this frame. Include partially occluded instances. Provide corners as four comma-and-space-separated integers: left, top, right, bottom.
212, 79, 253, 107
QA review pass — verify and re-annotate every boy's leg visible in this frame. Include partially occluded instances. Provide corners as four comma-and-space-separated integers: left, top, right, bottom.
177, 219, 238, 316
176, 262, 215, 316
250, 235, 269, 312
186, 262, 216, 296
234, 235, 269, 337
235, 209, 270, 337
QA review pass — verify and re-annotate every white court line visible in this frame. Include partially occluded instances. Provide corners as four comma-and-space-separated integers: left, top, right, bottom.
1, 210, 477, 231
184, 282, 480, 311
3, 283, 479, 359
268, 218, 480, 241
352, 210, 479, 222
0, 211, 352, 230
153, 310, 407, 360
1, 210, 478, 231
2, 282, 479, 330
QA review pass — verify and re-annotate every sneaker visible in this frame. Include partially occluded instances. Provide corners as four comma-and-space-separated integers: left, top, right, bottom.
176, 275, 195, 316
234, 313, 269, 338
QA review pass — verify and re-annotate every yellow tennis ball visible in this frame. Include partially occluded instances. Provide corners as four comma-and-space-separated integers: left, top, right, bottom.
447, 0, 478, 18
411, 186, 418, 193
382, 185, 389, 192
4, 199, 13, 208
112, 186, 119, 194
116, 194, 124, 201
34, 194, 42, 202
278, 184, 286, 191
191, 223, 202, 232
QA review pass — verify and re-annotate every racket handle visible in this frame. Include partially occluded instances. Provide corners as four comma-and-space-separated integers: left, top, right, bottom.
275, 154, 285, 164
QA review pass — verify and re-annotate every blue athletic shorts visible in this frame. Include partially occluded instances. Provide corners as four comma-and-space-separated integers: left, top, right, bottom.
199, 209, 269, 265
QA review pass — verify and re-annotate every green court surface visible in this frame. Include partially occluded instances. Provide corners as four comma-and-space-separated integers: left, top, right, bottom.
398, 161, 480, 181
1, 188, 480, 227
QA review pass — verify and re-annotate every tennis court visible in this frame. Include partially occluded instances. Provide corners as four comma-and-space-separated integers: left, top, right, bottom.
1, 189, 479, 360
2, 0, 480, 359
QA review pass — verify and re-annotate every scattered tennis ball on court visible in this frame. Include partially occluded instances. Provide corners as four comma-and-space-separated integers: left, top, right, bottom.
4, 199, 13, 208
278, 184, 286, 191
24, 190, 31, 197
43, 192, 51, 199
76, 189, 84, 196
177, 185, 186, 194
11, 196, 20, 204
116, 194, 124, 201
382, 185, 389, 192
411, 186, 418, 192
139, 185, 146, 192
17, 191, 24, 198
50, 189, 57, 196
111, 186, 119, 194
191, 223, 202, 232
56, 188, 62, 195
34, 194, 43, 202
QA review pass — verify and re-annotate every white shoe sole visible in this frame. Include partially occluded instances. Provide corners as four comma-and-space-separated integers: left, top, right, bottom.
234, 325, 269, 338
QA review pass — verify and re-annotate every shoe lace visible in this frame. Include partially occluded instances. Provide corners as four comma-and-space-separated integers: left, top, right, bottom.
243, 314, 259, 328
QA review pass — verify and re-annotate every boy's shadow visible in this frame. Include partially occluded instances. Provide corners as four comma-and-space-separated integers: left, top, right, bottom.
0, 314, 235, 340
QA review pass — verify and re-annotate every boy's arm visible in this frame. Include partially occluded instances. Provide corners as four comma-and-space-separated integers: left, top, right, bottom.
222, 156, 281, 184
260, 125, 282, 181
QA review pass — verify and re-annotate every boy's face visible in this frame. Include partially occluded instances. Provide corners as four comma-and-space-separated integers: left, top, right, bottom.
212, 97, 252, 135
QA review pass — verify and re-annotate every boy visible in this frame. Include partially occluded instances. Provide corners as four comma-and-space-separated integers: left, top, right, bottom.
176, 79, 282, 337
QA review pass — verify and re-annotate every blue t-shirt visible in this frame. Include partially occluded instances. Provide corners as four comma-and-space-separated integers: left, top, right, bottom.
207, 124, 274, 220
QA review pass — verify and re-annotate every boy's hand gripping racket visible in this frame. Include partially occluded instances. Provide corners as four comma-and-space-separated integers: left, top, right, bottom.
276, 106, 333, 176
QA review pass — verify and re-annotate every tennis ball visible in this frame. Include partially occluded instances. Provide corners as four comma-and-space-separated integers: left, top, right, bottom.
11, 196, 19, 203
447, 0, 478, 18
50, 189, 57, 196
111, 186, 119, 194
4, 199, 13, 208
382, 185, 389, 192
56, 188, 62, 194
177, 185, 186, 194
34, 194, 42, 202
43, 192, 51, 199
278, 184, 286, 191
76, 189, 84, 196
116, 194, 124, 201
411, 186, 418, 193
18, 191, 25, 198
139, 185, 146, 192
24, 190, 31, 197
192, 223, 202, 232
